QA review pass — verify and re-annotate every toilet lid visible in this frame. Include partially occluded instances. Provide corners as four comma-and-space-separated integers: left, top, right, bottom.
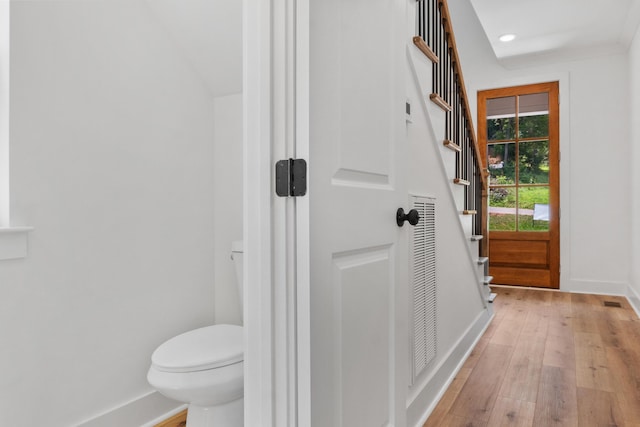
151, 324, 243, 373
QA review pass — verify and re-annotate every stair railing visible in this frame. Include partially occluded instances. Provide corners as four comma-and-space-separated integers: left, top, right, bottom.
413, 0, 489, 257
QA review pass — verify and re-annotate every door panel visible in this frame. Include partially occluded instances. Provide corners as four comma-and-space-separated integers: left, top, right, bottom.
489, 266, 550, 288
328, 0, 395, 185
479, 82, 560, 288
334, 246, 392, 426
309, 0, 407, 425
490, 237, 549, 266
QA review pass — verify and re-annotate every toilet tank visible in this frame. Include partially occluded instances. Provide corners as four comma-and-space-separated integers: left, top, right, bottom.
231, 240, 244, 310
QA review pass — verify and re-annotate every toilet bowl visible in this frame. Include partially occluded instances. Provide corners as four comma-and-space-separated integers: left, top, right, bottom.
148, 241, 244, 427
147, 324, 243, 426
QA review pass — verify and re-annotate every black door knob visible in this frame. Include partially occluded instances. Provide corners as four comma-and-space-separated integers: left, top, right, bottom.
396, 208, 420, 227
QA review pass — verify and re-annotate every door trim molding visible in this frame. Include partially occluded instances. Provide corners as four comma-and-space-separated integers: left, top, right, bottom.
478, 81, 560, 289
470, 72, 571, 291
244, 0, 309, 425
244, 0, 276, 423
294, 0, 311, 424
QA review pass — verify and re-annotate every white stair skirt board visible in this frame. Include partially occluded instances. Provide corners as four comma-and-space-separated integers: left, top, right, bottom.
440, 149, 457, 181
468, 240, 480, 258
426, 98, 447, 138
480, 281, 492, 301
451, 184, 465, 212
459, 214, 474, 238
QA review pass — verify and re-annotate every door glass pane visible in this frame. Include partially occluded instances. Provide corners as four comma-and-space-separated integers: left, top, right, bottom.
488, 187, 516, 231
488, 142, 516, 184
518, 93, 549, 138
518, 187, 549, 231
486, 96, 516, 140
518, 140, 549, 184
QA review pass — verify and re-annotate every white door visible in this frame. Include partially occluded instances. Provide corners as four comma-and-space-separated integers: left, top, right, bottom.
307, 0, 409, 425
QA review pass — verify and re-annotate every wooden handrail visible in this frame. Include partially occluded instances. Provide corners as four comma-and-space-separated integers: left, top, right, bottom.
414, 0, 490, 256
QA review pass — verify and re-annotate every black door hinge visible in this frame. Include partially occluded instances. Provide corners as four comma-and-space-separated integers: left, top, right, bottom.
275, 158, 307, 197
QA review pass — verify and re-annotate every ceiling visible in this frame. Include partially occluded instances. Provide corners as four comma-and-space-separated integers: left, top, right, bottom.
470, 0, 640, 62
139, 1, 640, 94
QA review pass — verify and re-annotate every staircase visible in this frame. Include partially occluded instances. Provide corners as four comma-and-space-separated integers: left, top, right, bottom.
412, 0, 496, 306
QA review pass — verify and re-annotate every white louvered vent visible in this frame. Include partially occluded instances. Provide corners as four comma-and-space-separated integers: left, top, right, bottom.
410, 195, 437, 385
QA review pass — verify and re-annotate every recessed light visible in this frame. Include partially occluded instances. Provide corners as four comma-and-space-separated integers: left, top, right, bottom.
499, 34, 516, 42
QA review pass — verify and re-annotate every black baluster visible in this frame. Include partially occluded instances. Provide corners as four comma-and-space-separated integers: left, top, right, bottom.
419, 0, 423, 40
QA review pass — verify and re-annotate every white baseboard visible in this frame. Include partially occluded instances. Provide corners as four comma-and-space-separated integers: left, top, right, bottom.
563, 279, 629, 296
627, 285, 640, 318
563, 280, 640, 318
76, 391, 186, 427
406, 307, 494, 427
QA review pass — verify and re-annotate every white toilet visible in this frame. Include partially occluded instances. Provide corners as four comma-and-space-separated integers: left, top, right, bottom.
148, 241, 244, 427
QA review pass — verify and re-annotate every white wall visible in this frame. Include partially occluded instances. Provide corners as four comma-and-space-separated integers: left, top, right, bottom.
1, 1, 222, 425
145, 0, 243, 97
630, 25, 640, 305
449, 0, 632, 295
213, 93, 243, 325
405, 41, 489, 425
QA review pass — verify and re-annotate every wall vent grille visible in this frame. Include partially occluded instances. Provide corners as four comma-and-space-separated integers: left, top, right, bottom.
410, 195, 437, 385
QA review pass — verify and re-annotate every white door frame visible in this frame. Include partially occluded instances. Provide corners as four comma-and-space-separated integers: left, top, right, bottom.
243, 0, 310, 425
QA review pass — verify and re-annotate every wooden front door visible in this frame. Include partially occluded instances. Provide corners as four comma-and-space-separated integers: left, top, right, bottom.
478, 82, 560, 288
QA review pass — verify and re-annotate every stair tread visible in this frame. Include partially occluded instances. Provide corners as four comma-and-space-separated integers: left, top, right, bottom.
443, 139, 462, 152
488, 293, 497, 303
430, 93, 452, 112
470, 235, 484, 241
483, 275, 493, 284
477, 257, 489, 265
412, 36, 439, 63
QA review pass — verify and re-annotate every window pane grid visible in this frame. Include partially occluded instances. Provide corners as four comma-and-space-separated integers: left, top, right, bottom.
487, 92, 550, 232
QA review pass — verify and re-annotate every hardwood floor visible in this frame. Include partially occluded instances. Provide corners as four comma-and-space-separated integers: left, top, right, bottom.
154, 409, 187, 427
423, 286, 640, 427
